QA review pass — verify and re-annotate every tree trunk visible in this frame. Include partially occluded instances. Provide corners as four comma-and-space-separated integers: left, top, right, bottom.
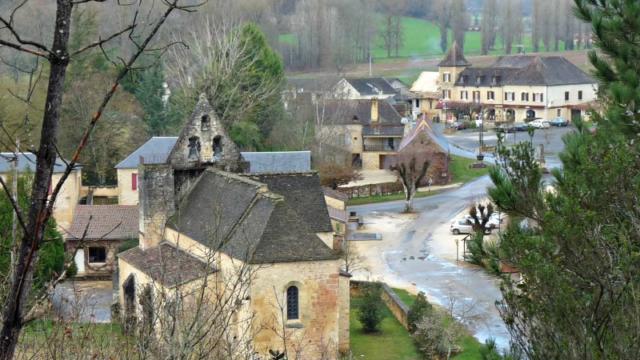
0, 1, 72, 358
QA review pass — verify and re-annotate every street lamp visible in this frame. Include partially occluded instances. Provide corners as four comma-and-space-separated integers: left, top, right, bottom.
476, 101, 484, 162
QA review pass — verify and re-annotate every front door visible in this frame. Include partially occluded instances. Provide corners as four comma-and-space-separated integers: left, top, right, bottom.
74, 248, 85, 274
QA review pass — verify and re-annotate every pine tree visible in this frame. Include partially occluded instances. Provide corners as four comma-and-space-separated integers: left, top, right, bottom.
489, 1, 640, 358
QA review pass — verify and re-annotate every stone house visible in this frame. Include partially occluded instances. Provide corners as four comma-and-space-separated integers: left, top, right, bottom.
117, 95, 350, 358
395, 116, 451, 186
436, 41, 598, 124
410, 71, 441, 121
322, 187, 348, 237
0, 153, 82, 230
316, 98, 407, 170
65, 205, 138, 278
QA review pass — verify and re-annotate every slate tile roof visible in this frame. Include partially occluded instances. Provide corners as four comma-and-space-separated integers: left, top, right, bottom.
454, 56, 595, 87
118, 243, 215, 287
65, 205, 138, 241
322, 99, 404, 126
322, 187, 349, 202
0, 152, 72, 173
343, 77, 397, 96
166, 169, 338, 264
438, 41, 470, 67
115, 137, 311, 174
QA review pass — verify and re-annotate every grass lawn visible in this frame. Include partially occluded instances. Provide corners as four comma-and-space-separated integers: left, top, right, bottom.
350, 296, 421, 360
449, 155, 491, 184
391, 289, 485, 360
347, 188, 446, 206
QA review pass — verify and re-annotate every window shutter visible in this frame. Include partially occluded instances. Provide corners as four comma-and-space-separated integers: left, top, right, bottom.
132, 173, 138, 191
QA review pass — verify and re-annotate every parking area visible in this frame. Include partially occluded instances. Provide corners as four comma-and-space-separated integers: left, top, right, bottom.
51, 280, 113, 323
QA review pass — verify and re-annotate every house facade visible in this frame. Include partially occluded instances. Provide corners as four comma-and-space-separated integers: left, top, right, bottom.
0, 153, 82, 229
410, 71, 442, 121
436, 41, 598, 123
117, 95, 349, 359
316, 99, 407, 170
65, 205, 138, 278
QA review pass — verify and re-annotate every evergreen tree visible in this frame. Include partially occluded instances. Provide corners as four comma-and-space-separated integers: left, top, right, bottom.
489, 1, 640, 358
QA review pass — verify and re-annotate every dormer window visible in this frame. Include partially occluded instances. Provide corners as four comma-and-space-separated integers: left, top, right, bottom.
201, 114, 210, 131
476, 76, 482, 85
492, 76, 501, 85
213, 135, 223, 161
188, 136, 201, 161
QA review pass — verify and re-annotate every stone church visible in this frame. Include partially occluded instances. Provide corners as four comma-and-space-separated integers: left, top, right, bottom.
117, 95, 350, 358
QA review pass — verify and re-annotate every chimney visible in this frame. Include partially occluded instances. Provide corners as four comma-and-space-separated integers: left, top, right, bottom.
371, 98, 379, 123
138, 162, 175, 250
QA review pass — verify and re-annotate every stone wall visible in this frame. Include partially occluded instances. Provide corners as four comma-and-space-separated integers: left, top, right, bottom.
138, 164, 174, 250
350, 280, 411, 330
250, 260, 346, 359
67, 239, 122, 278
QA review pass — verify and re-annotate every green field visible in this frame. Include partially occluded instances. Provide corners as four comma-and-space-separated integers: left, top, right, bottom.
450, 155, 492, 184
280, 16, 565, 63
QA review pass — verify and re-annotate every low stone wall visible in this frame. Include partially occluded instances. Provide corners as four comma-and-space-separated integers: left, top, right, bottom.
339, 182, 403, 199
350, 280, 411, 330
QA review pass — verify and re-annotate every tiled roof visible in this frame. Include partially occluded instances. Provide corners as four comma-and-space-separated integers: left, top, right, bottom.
0, 153, 73, 174
455, 56, 595, 87
118, 243, 215, 287
363, 125, 405, 137
241, 151, 311, 174
115, 137, 311, 174
167, 169, 337, 264
115, 137, 178, 169
398, 117, 446, 153
65, 205, 138, 241
322, 99, 404, 126
323, 187, 349, 202
343, 77, 397, 96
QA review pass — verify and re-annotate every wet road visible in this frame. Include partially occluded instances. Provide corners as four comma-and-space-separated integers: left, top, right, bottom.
348, 127, 569, 349
51, 281, 113, 323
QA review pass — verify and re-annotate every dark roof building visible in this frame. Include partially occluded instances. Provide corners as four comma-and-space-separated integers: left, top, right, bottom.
340, 77, 397, 97
453, 55, 595, 87
438, 41, 470, 67
322, 99, 406, 137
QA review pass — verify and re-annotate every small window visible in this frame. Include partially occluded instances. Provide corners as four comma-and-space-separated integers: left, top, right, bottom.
131, 173, 138, 191
557, 109, 562, 117
89, 247, 106, 263
540, 93, 544, 102
565, 91, 570, 101
487, 91, 495, 100
286, 286, 299, 320
213, 135, 223, 160
578, 91, 583, 100
201, 114, 210, 131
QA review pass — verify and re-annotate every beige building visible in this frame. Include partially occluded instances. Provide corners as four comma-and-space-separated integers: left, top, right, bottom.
317, 99, 406, 170
410, 71, 441, 121
433, 41, 598, 124
117, 95, 350, 359
0, 153, 82, 229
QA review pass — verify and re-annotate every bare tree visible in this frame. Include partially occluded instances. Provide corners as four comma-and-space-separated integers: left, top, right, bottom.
390, 151, 431, 213
481, 0, 497, 55
0, 1, 202, 357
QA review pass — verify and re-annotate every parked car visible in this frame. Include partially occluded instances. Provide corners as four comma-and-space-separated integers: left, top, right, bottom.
549, 117, 569, 127
450, 219, 473, 235
495, 124, 516, 133
528, 119, 550, 129
513, 122, 530, 131
463, 214, 501, 230
448, 121, 468, 130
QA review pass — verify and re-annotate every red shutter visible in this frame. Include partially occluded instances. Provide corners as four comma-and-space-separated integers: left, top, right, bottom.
132, 173, 138, 191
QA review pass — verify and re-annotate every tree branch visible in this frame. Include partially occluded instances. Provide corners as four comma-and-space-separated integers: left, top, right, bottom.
70, 24, 136, 57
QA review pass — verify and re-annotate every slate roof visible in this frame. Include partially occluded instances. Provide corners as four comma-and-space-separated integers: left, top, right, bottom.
398, 117, 446, 152
167, 169, 337, 264
454, 56, 595, 87
115, 136, 311, 174
323, 99, 404, 126
65, 205, 139, 241
249, 172, 334, 234
343, 77, 397, 96
241, 151, 311, 174
0, 153, 72, 173
115, 137, 177, 169
323, 187, 349, 202
118, 243, 215, 287
438, 41, 470, 67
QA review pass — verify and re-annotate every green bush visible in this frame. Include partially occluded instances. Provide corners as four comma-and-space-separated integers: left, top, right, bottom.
358, 283, 384, 333
407, 291, 432, 333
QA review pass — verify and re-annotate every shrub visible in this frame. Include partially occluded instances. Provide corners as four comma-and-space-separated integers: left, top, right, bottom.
413, 311, 464, 359
407, 291, 432, 333
358, 283, 384, 333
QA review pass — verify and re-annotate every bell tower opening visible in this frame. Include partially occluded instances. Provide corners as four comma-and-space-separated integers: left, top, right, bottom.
188, 136, 201, 161
201, 114, 210, 131
213, 135, 223, 161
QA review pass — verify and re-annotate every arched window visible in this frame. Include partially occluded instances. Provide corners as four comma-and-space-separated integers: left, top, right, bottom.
286, 286, 299, 320
201, 114, 210, 131
188, 136, 201, 161
213, 135, 223, 161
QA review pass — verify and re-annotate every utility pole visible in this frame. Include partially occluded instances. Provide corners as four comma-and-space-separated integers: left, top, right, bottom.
368, 53, 372, 77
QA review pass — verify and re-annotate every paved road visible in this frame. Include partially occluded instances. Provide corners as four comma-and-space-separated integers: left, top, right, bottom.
52, 281, 113, 323
348, 127, 568, 349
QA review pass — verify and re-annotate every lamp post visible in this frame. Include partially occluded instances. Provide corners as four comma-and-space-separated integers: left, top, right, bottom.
476, 101, 484, 162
